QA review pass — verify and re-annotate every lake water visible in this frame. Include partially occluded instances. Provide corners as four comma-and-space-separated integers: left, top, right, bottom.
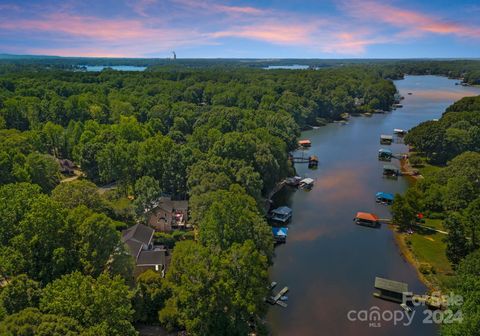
81, 65, 147, 72
267, 76, 480, 335
264, 64, 310, 70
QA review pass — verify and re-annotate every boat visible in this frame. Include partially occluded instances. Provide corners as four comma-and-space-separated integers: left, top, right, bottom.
280, 296, 289, 301
363, 112, 372, 117
393, 128, 406, 136
299, 178, 314, 189
270, 206, 293, 223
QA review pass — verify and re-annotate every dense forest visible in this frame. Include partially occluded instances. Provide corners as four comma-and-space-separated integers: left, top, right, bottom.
0, 60, 479, 335
2, 56, 480, 84
395, 95, 480, 336
0, 64, 396, 335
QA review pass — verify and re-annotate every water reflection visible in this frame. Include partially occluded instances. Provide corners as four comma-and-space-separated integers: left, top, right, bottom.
267, 75, 480, 335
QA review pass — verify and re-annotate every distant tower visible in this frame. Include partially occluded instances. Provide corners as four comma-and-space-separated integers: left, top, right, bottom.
172, 51, 176, 60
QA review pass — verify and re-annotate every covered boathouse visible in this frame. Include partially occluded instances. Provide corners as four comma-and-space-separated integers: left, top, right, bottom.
378, 148, 393, 161
271, 206, 293, 223
376, 192, 394, 205
298, 139, 311, 148
354, 212, 380, 227
380, 135, 393, 145
272, 227, 288, 243
383, 164, 400, 177
373, 277, 410, 303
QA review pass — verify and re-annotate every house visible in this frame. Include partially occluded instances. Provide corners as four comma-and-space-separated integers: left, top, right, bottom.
146, 197, 189, 232
122, 224, 167, 277
354, 97, 364, 107
58, 159, 77, 175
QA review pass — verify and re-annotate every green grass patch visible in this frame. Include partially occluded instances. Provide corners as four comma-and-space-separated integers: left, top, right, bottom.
424, 218, 444, 231
407, 231, 453, 289
418, 162, 442, 176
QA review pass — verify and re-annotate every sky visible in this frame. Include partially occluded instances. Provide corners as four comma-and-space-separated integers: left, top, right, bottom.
0, 0, 479, 58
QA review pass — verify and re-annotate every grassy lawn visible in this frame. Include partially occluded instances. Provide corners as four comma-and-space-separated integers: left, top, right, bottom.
417, 162, 442, 176
406, 228, 453, 289
423, 218, 444, 231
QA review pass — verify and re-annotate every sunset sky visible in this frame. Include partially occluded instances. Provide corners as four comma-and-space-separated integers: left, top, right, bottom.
0, 0, 479, 58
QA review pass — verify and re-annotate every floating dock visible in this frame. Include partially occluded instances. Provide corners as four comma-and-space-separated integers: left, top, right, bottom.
267, 286, 289, 307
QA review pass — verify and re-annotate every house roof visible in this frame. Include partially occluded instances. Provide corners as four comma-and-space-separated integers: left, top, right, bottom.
376, 192, 394, 201
137, 249, 166, 266
374, 277, 408, 294
355, 212, 379, 222
272, 227, 288, 237
125, 239, 144, 260
122, 224, 154, 259
122, 224, 154, 246
149, 197, 188, 213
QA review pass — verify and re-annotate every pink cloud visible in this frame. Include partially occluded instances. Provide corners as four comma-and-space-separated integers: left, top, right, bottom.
215, 5, 265, 15
0, 0, 420, 57
127, 0, 157, 17
341, 0, 480, 39
210, 22, 317, 45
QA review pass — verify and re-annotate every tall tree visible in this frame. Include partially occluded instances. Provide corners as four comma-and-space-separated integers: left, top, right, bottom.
40, 272, 136, 336
444, 213, 469, 267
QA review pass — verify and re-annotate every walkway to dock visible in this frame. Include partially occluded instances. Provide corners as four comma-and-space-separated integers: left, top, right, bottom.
379, 219, 448, 235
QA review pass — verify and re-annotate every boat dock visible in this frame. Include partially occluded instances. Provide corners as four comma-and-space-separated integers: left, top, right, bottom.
267, 286, 289, 307
373, 277, 409, 303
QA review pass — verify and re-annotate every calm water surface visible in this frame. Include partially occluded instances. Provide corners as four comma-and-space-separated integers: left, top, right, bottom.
267, 76, 480, 335
82, 65, 147, 71
265, 65, 310, 70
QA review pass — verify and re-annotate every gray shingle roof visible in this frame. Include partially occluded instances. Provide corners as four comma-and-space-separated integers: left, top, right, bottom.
122, 224, 154, 246
137, 249, 166, 266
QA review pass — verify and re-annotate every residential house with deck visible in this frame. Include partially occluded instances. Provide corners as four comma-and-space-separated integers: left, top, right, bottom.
122, 223, 167, 277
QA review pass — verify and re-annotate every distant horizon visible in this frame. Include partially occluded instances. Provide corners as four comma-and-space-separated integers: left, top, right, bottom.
1, 1, 479, 59
1, 53, 480, 61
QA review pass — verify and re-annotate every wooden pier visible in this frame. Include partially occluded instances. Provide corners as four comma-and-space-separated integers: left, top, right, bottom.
267, 286, 289, 307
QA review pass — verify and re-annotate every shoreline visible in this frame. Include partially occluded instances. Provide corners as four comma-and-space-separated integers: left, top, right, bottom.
392, 228, 438, 292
